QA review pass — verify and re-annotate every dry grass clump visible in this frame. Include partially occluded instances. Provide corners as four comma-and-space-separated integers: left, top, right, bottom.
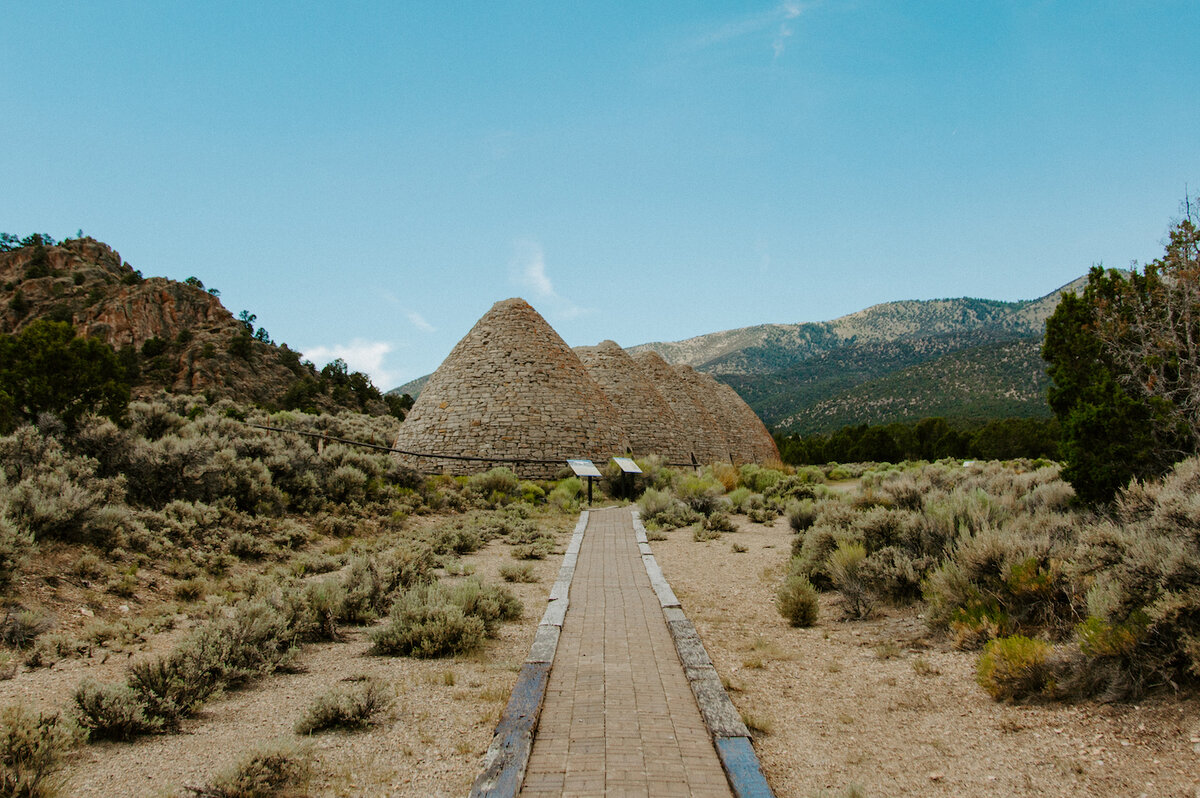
0, 704, 77, 798
294, 676, 392, 734
186, 738, 311, 798
499, 562, 537, 583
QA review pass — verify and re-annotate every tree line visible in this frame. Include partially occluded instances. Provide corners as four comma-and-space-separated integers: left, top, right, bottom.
776, 416, 1059, 465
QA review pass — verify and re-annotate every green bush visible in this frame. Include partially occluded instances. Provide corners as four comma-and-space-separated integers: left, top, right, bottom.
370, 586, 486, 658
547, 478, 581, 513
827, 541, 872, 619
295, 677, 391, 735
785, 499, 817, 534
467, 467, 519, 499
447, 578, 522, 637
0, 704, 77, 798
976, 635, 1055, 701
776, 574, 819, 627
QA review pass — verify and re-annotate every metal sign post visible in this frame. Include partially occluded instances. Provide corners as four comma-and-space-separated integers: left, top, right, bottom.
566, 459, 602, 505
611, 457, 642, 500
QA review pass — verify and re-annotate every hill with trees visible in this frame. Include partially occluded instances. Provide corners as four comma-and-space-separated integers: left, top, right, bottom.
0, 234, 409, 419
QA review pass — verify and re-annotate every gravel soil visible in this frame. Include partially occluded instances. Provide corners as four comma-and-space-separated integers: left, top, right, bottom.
0, 514, 572, 797
651, 513, 1200, 798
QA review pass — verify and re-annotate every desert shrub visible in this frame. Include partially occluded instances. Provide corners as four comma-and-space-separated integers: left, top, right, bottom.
370, 585, 487, 658
4, 467, 121, 544
827, 541, 873, 619
500, 562, 537, 583
975, 635, 1055, 701
68, 551, 105, 581
0, 516, 32, 594
0, 610, 52, 649
191, 738, 311, 798
738, 464, 784, 494
339, 545, 435, 624
547, 478, 581, 513
323, 464, 369, 505
467, 467, 519, 500
633, 455, 673, 492
511, 541, 553, 560
702, 512, 736, 534
726, 487, 752, 512
517, 481, 546, 504
0, 704, 77, 798
860, 546, 929, 603
692, 525, 721, 542
446, 579, 522, 636
281, 579, 344, 642
225, 531, 271, 561
709, 463, 739, 492
290, 551, 343, 577
785, 499, 817, 534
72, 681, 157, 740
638, 488, 699, 530
853, 507, 922, 553
1023, 480, 1075, 513
923, 526, 1073, 649
295, 677, 391, 735
876, 472, 923, 510
776, 574, 819, 627
675, 474, 725, 516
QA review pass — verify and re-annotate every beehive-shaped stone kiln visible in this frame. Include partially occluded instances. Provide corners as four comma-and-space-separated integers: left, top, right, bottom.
391, 298, 629, 477
632, 351, 731, 465
393, 298, 780, 475
575, 340, 689, 463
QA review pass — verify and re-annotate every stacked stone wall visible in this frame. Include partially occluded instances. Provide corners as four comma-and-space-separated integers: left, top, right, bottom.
633, 351, 729, 465
575, 341, 689, 462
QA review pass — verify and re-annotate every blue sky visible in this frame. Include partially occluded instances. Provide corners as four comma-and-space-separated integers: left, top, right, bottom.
4, 1, 1198, 390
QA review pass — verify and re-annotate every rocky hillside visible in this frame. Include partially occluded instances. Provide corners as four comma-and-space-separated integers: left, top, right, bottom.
0, 236, 387, 412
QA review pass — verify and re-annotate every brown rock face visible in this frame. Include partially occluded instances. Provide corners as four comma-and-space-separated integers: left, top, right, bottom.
392, 298, 629, 477
575, 340, 689, 462
0, 238, 315, 406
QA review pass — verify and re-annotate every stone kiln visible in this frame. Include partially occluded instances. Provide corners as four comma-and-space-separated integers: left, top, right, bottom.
392, 298, 780, 476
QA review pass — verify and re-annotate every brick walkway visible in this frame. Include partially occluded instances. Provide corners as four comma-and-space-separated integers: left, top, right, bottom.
520, 507, 733, 798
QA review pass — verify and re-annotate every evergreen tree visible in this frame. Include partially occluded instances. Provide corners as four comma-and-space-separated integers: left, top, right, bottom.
0, 320, 130, 432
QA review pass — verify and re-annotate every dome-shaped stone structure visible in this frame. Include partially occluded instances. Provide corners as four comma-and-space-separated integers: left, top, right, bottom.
575, 340, 689, 462
392, 298, 628, 477
700, 373, 782, 464
632, 351, 730, 465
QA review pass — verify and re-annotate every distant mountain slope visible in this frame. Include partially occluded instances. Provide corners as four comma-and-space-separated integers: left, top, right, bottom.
629, 277, 1087, 376
775, 337, 1052, 434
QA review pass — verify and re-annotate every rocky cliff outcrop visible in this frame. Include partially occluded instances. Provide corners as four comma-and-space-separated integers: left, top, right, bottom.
0, 238, 319, 406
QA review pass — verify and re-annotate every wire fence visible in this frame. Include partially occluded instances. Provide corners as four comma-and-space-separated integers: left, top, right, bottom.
243, 421, 700, 473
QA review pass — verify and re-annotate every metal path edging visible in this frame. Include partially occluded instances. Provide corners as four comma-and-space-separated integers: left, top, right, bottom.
631, 508, 776, 798
468, 510, 590, 797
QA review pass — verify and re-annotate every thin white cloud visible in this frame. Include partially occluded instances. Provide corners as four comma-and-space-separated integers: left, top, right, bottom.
303, 339, 401, 390
691, 2, 812, 58
406, 311, 435, 333
509, 239, 590, 321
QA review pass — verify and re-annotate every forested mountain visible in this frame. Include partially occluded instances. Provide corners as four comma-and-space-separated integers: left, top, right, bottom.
633, 277, 1088, 434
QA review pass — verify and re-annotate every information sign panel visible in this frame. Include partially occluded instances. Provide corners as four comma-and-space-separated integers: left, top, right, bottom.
566, 459, 603, 478
612, 457, 642, 474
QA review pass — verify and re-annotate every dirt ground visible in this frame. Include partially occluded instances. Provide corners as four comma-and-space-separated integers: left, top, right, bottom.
5, 505, 1199, 797
0, 514, 573, 798
652, 513, 1200, 798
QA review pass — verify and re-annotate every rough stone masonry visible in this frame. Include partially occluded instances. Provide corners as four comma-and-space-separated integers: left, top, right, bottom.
392, 298, 779, 477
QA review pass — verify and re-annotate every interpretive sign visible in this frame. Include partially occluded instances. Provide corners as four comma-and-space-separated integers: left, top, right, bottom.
566, 459, 603, 478
611, 457, 642, 474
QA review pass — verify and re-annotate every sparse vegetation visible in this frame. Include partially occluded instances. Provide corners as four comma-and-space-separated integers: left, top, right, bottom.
187, 738, 311, 798
294, 677, 392, 734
